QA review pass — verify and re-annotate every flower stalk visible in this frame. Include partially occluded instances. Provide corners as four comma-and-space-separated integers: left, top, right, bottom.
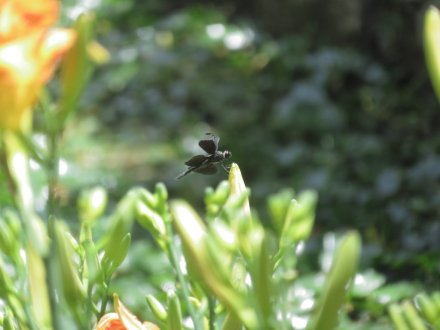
164, 218, 203, 330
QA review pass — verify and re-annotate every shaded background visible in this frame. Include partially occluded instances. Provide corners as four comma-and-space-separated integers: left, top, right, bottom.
52, 0, 440, 284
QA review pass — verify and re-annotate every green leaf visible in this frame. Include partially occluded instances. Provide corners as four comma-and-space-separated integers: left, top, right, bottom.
307, 231, 361, 330
26, 245, 52, 329
59, 12, 95, 122
82, 238, 104, 285
221, 313, 242, 330
101, 190, 137, 274
110, 233, 131, 271
424, 6, 440, 103
3, 308, 18, 330
250, 231, 273, 326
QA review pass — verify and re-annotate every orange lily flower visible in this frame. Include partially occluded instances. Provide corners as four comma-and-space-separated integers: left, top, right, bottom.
95, 294, 160, 330
0, 0, 75, 130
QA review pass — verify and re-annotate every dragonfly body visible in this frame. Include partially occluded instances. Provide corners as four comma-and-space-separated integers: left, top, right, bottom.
208, 150, 231, 163
176, 134, 231, 179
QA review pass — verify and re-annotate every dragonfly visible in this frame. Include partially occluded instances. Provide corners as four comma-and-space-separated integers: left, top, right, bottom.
176, 133, 232, 179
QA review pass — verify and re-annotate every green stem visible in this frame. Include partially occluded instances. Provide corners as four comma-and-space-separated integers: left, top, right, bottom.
99, 282, 110, 316
208, 295, 216, 330
44, 219, 58, 329
3, 131, 49, 330
47, 132, 59, 218
16, 131, 47, 166
280, 281, 289, 330
276, 263, 289, 330
166, 221, 202, 330
45, 131, 60, 329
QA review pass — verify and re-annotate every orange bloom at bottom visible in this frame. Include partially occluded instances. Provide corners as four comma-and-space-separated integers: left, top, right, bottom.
95, 295, 160, 330
96, 313, 126, 330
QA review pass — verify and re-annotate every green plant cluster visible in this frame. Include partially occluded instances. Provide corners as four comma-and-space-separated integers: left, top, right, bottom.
122, 164, 363, 330
2, 158, 439, 328
0, 160, 363, 329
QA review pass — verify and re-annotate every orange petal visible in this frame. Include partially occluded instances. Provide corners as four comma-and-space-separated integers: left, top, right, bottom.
37, 28, 76, 84
0, 28, 75, 129
114, 294, 146, 330
0, 35, 39, 129
0, 0, 59, 42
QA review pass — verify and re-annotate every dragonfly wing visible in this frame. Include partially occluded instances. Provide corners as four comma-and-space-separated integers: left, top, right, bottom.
194, 163, 218, 175
198, 133, 219, 154
184, 155, 208, 167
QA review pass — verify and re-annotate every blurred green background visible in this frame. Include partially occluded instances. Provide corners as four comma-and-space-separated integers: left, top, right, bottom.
50, 0, 439, 284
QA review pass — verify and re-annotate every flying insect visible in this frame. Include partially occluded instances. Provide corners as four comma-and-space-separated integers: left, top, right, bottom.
176, 133, 232, 179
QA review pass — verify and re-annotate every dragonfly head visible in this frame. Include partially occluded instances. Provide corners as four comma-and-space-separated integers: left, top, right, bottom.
223, 150, 232, 159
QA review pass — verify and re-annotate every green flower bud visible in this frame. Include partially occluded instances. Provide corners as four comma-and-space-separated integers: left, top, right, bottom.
53, 221, 86, 310
136, 201, 166, 238
0, 211, 21, 258
206, 181, 230, 206
432, 292, 440, 310
415, 293, 437, 324
137, 189, 158, 209
146, 294, 168, 321
206, 181, 231, 220
102, 232, 131, 275
171, 200, 257, 329
167, 291, 183, 330
78, 186, 107, 225
388, 304, 406, 329
267, 189, 294, 233
210, 221, 237, 252
401, 300, 426, 329
155, 182, 168, 204
280, 190, 317, 247
228, 163, 250, 215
